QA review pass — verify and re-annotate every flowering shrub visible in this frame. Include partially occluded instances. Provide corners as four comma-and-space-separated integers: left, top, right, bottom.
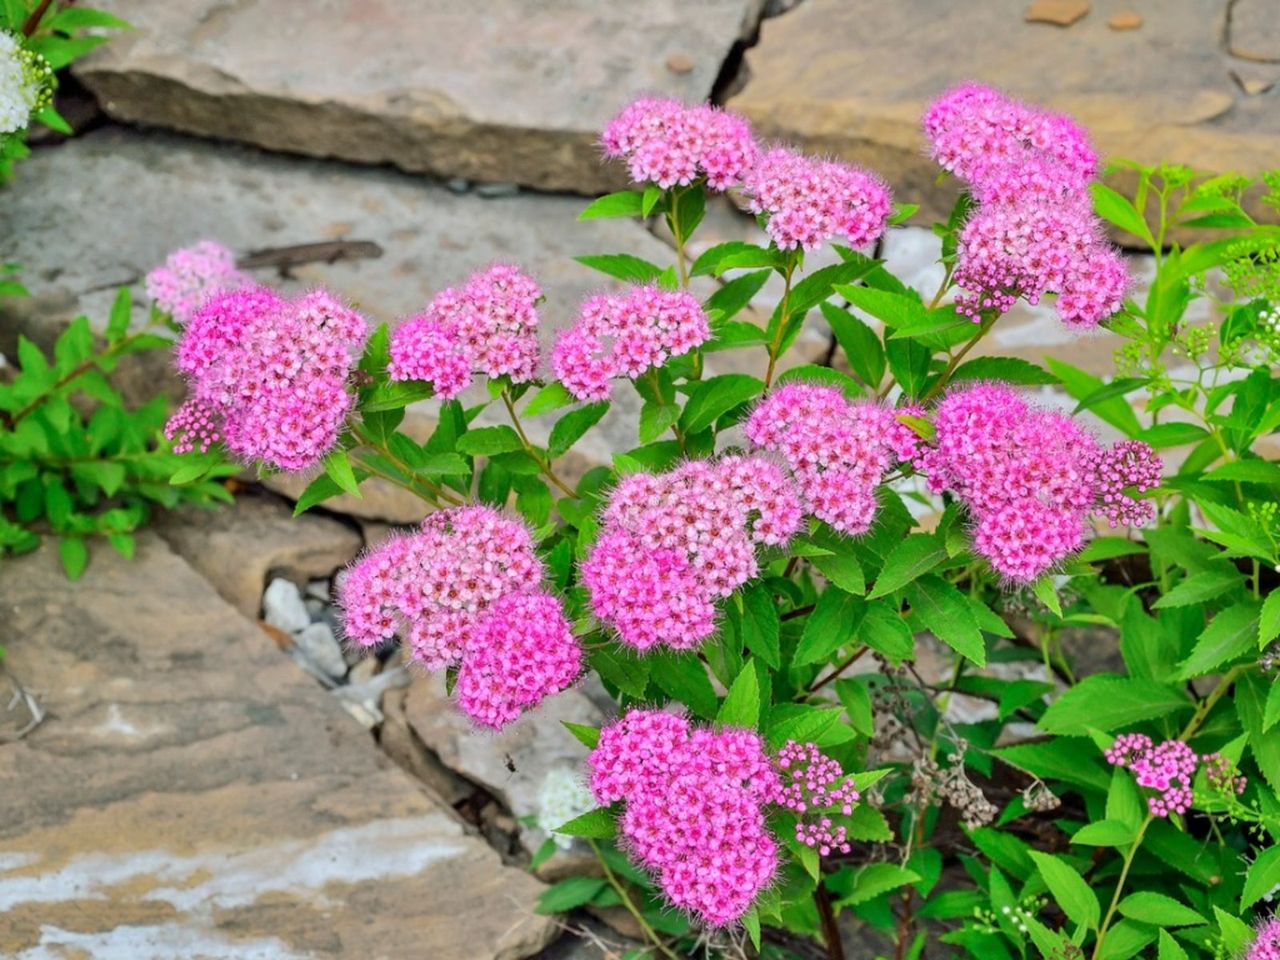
156, 85, 1280, 959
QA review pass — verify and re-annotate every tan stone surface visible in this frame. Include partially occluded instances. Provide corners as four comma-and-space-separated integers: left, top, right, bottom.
156, 490, 361, 618
1025, 0, 1091, 27
1227, 0, 1280, 63
74, 0, 764, 193
0, 536, 554, 959
731, 0, 1280, 223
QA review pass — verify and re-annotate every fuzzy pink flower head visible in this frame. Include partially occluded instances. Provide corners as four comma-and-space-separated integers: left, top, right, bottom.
741, 147, 892, 252
588, 708, 693, 805
775, 740, 860, 857
166, 287, 368, 472
583, 457, 801, 650
1106, 733, 1199, 818
388, 264, 543, 397
146, 240, 251, 324
1249, 916, 1280, 960
745, 384, 913, 535
601, 96, 759, 191
552, 286, 709, 401
454, 592, 582, 730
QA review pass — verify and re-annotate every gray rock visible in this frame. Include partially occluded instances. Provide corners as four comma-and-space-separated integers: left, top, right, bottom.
292, 621, 348, 681
304, 579, 331, 602
262, 577, 310, 634
74, 0, 765, 194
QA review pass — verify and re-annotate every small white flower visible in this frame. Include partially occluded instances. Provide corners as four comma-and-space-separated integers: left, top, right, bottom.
535, 766, 594, 850
0, 31, 51, 135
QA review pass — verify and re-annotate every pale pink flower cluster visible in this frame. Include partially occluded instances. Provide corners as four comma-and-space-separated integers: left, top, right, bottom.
745, 384, 921, 536
388, 264, 542, 398
923, 83, 1127, 328
581, 456, 802, 650
1201, 751, 1248, 797
601, 96, 759, 190
1105, 733, 1199, 818
917, 383, 1160, 582
1249, 916, 1280, 960
741, 147, 893, 252
166, 287, 367, 472
336, 506, 580, 729
588, 709, 781, 926
776, 740, 860, 856
145, 240, 250, 324
552, 285, 709, 401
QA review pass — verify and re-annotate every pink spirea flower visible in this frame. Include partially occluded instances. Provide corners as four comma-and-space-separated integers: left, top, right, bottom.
1201, 751, 1248, 797
166, 287, 368, 472
745, 384, 919, 535
917, 383, 1161, 581
923, 83, 1126, 328
601, 96, 759, 190
581, 456, 802, 650
1105, 733, 1199, 817
1249, 916, 1280, 960
741, 147, 893, 252
587, 711, 861, 926
389, 264, 542, 398
552, 285, 710, 402
336, 506, 580, 730
145, 240, 251, 324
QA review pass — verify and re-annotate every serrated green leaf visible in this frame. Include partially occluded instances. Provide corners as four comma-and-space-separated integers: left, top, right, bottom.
1029, 850, 1100, 931
1151, 567, 1244, 609
1242, 844, 1280, 911
555, 808, 616, 839
574, 253, 663, 283
107, 287, 132, 340
679, 374, 764, 434
59, 537, 88, 581
869, 533, 945, 599
536, 875, 608, 914
455, 425, 525, 457
561, 721, 600, 749
1177, 599, 1261, 679
811, 552, 865, 595
905, 576, 985, 666
1118, 891, 1204, 927
950, 355, 1060, 386
522, 382, 576, 417
820, 302, 885, 389
1071, 820, 1135, 847
741, 581, 780, 670
638, 401, 678, 444
717, 659, 761, 729
1092, 182, 1156, 247
322, 449, 362, 498
578, 190, 645, 220
794, 588, 864, 666
1039, 675, 1191, 735
835, 863, 921, 907
548, 401, 608, 456
648, 651, 718, 719
292, 472, 344, 515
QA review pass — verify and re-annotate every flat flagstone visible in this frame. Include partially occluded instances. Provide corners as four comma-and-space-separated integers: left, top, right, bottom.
0, 535, 555, 959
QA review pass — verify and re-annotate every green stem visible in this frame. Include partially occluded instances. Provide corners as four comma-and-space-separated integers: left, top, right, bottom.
645, 368, 685, 452
1090, 814, 1154, 960
588, 840, 680, 960
667, 187, 691, 291
350, 423, 463, 507
500, 390, 580, 499
926, 263, 954, 311
7, 328, 154, 429
920, 313, 997, 404
764, 262, 797, 388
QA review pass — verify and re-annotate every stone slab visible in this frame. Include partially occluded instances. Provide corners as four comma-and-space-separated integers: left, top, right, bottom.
0, 535, 555, 959
731, 0, 1280, 222
74, 0, 763, 194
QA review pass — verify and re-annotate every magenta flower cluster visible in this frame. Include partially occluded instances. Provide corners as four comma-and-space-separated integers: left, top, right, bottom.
552, 285, 710, 401
336, 506, 580, 729
1249, 916, 1280, 960
388, 264, 542, 399
745, 384, 921, 536
917, 383, 1160, 581
1105, 733, 1199, 818
741, 147, 893, 252
166, 287, 367, 472
582, 456, 801, 651
601, 96, 759, 191
145, 240, 250, 324
923, 83, 1127, 328
776, 740, 860, 856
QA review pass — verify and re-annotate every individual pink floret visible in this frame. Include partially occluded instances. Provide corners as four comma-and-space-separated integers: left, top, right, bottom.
166, 286, 368, 473
741, 147, 893, 252
552, 286, 709, 402
146, 240, 251, 324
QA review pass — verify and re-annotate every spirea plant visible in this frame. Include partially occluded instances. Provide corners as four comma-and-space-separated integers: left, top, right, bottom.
158, 86, 1280, 959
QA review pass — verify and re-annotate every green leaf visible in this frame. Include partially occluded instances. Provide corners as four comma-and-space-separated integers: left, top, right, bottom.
455, 425, 526, 457
1029, 850, 1100, 931
885, 304, 971, 340
821, 303, 885, 389
536, 876, 608, 914
522, 382, 576, 417
322, 449, 362, 498
1157, 930, 1190, 960
1262, 589, 1280, 649
845, 803, 893, 842
1072, 377, 1149, 417
561, 721, 600, 749
1204, 459, 1280, 487
741, 582, 781, 670
1151, 567, 1244, 609
417, 453, 471, 477
107, 287, 132, 341
885, 336, 931, 400
1138, 422, 1210, 449
589, 647, 651, 699
835, 863, 921, 907
1031, 576, 1063, 617
1242, 844, 1280, 910
292, 473, 344, 515
1264, 680, 1280, 733
59, 537, 88, 581
649, 651, 718, 719
717, 659, 761, 729
996, 738, 1111, 792
741, 906, 761, 951
1044, 357, 1141, 437
868, 533, 945, 599
794, 588, 865, 666
1176, 599, 1261, 679
548, 401, 608, 456
1070, 820, 1135, 847
1091, 182, 1155, 247
1115, 892, 1203, 928
836, 284, 922, 328
361, 380, 435, 412
951, 355, 1060, 386
574, 253, 663, 284
555, 808, 616, 839
859, 602, 915, 664
1038, 675, 1191, 735
638, 401, 679, 444
811, 552, 865, 595
1079, 537, 1147, 562
679, 374, 764, 434
706, 269, 770, 325
905, 576, 985, 666
578, 190, 645, 220
1106, 765, 1146, 833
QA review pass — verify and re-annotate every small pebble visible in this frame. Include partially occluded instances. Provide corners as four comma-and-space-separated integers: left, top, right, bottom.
445, 177, 471, 194
476, 182, 520, 198
1024, 0, 1090, 26
262, 578, 310, 634
305, 578, 331, 602
1107, 11, 1142, 30
665, 52, 694, 75
293, 621, 349, 680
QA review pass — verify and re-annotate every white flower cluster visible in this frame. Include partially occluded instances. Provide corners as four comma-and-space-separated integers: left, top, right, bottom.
1, 30, 53, 135
534, 766, 593, 850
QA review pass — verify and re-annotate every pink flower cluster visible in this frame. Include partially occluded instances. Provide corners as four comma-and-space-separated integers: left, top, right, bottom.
581, 456, 802, 650
917, 383, 1160, 581
601, 97, 759, 190
166, 287, 367, 472
552, 285, 709, 401
587, 710, 861, 926
923, 83, 1127, 328
1201, 751, 1248, 797
1249, 916, 1280, 960
388, 264, 542, 398
336, 506, 580, 729
1105, 733, 1199, 818
145, 240, 250, 324
745, 384, 921, 536
741, 147, 893, 252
